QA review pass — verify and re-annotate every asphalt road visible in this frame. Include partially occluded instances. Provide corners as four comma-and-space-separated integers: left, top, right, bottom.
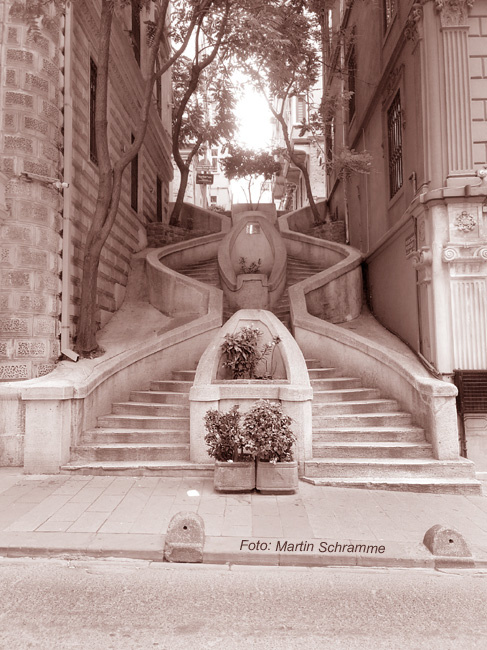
0, 558, 486, 649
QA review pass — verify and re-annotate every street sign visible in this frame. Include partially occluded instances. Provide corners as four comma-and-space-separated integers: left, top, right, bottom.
196, 172, 214, 184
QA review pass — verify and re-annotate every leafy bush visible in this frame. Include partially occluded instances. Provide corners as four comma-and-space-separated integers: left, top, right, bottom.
239, 257, 262, 274
221, 324, 281, 379
242, 400, 295, 463
204, 405, 256, 462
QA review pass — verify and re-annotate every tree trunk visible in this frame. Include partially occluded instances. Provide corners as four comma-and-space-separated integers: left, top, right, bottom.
276, 112, 321, 224
170, 165, 190, 226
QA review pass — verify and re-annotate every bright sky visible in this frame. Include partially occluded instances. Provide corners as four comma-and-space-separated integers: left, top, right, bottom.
235, 88, 273, 149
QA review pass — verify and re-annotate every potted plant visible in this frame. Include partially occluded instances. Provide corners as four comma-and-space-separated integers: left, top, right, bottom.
204, 405, 257, 492
220, 324, 281, 379
242, 399, 298, 494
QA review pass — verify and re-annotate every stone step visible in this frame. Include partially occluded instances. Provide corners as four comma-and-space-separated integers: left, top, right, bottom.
171, 370, 196, 381
312, 412, 413, 428
312, 388, 381, 402
304, 458, 477, 479
310, 377, 363, 390
130, 391, 189, 405
312, 441, 433, 459
97, 414, 189, 430
305, 358, 323, 369
312, 426, 426, 442
301, 476, 483, 495
112, 402, 189, 416
71, 443, 190, 462
81, 428, 189, 444
312, 399, 400, 415
150, 380, 193, 393
308, 368, 342, 379
60, 461, 214, 478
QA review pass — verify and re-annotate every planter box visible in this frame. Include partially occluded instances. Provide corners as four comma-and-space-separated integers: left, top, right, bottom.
214, 460, 256, 493
256, 460, 298, 494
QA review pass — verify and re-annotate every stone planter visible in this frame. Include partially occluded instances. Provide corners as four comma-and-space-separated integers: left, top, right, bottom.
256, 460, 298, 494
214, 460, 256, 493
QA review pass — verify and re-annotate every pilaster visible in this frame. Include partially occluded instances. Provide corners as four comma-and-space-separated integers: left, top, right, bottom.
436, 0, 476, 183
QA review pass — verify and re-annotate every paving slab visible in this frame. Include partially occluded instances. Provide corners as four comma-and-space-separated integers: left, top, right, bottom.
0, 470, 485, 569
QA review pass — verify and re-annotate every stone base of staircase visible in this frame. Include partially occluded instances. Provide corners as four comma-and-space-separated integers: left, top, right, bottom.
301, 476, 483, 495
60, 461, 214, 478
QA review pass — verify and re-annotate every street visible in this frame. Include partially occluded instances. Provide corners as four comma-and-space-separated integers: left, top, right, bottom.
0, 559, 486, 649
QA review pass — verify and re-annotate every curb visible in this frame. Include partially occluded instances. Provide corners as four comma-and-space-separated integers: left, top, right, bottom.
0, 532, 486, 569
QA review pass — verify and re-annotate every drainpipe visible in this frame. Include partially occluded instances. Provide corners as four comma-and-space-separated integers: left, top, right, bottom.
60, 2, 78, 362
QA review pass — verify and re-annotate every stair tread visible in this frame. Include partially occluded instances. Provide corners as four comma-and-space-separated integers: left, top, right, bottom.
83, 426, 190, 435
302, 477, 483, 487
62, 460, 213, 468
306, 457, 474, 465
101, 414, 189, 420
313, 399, 397, 406
313, 441, 431, 447
75, 443, 189, 449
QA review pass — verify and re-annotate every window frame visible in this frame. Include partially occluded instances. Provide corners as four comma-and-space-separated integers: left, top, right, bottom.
387, 90, 403, 199
89, 57, 98, 165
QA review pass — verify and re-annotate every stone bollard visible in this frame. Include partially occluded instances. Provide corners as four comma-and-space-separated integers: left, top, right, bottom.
164, 511, 205, 563
423, 524, 474, 568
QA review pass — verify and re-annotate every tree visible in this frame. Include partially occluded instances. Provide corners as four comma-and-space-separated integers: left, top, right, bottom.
13, 0, 218, 355
239, 2, 322, 222
169, 0, 279, 225
219, 144, 282, 209
169, 0, 236, 225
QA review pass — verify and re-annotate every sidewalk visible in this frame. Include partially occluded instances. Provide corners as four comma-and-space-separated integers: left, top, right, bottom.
0, 468, 486, 569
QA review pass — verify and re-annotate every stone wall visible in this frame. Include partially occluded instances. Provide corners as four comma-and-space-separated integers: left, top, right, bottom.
0, 0, 174, 382
0, 6, 63, 380
70, 0, 173, 331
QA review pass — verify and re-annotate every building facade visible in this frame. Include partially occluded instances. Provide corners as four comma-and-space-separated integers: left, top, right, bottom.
0, 0, 173, 388
272, 94, 326, 212
324, 0, 487, 468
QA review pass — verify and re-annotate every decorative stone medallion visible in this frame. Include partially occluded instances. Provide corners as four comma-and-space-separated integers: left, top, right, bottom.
454, 211, 476, 233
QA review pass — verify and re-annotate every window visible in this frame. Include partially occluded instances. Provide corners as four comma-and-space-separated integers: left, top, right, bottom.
155, 74, 162, 115
131, 134, 138, 211
387, 91, 403, 198
347, 46, 356, 122
325, 119, 335, 164
131, 1, 141, 66
156, 176, 162, 222
89, 58, 97, 164
296, 96, 307, 123
211, 148, 218, 171
384, 0, 396, 30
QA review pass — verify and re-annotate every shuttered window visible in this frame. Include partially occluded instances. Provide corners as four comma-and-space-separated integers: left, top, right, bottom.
387, 91, 403, 197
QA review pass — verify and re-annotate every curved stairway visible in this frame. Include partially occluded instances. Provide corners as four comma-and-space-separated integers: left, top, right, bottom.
61, 249, 481, 493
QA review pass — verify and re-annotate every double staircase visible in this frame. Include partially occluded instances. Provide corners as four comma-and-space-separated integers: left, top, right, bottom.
61, 252, 481, 494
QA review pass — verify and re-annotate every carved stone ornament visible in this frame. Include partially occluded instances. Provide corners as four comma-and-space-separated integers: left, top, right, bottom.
454, 211, 476, 233
408, 246, 433, 270
442, 244, 487, 263
434, 0, 474, 26
405, 3, 423, 41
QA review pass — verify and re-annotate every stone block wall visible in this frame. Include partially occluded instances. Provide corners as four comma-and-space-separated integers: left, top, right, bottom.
0, 7, 63, 381
69, 0, 173, 330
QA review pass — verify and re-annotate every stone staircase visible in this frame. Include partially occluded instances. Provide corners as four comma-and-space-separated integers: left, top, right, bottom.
177, 254, 324, 326
302, 359, 481, 494
61, 369, 212, 476
62, 255, 481, 493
